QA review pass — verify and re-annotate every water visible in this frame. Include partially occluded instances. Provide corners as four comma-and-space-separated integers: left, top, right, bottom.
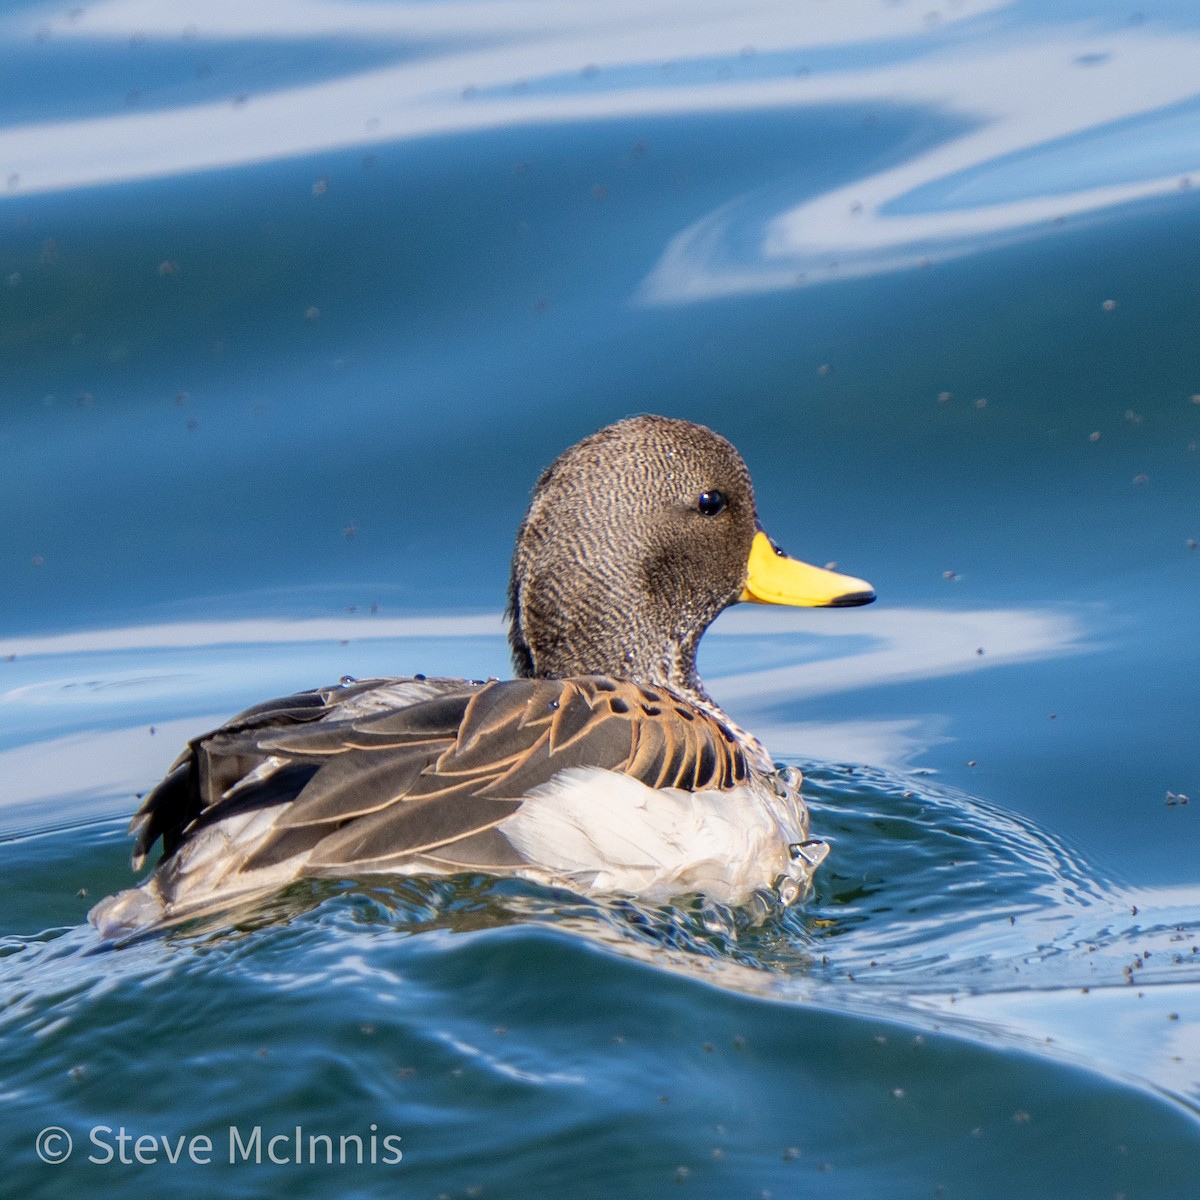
2, 1, 1199, 1194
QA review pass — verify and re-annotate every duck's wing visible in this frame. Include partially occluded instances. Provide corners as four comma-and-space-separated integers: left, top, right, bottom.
133, 675, 750, 879
129, 675, 474, 868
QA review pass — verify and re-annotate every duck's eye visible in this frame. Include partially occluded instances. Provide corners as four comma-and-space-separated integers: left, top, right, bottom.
697, 490, 727, 517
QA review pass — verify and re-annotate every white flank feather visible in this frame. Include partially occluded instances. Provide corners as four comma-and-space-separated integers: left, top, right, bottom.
499, 766, 812, 904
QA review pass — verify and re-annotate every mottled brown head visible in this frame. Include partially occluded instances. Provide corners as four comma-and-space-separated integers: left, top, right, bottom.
506, 416, 875, 700
506, 416, 760, 699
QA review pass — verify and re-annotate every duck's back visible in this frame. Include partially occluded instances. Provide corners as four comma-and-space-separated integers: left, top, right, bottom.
92, 674, 761, 936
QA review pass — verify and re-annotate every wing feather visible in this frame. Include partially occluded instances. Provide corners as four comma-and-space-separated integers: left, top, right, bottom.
129, 675, 752, 894
626, 717, 668, 785
306, 790, 524, 867
272, 745, 436, 829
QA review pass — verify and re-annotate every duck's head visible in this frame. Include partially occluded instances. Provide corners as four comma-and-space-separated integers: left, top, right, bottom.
507, 415, 874, 702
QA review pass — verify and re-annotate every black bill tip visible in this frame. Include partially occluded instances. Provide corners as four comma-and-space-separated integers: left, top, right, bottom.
828, 589, 876, 608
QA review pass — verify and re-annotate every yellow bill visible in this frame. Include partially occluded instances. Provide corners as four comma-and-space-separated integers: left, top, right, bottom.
740, 530, 875, 608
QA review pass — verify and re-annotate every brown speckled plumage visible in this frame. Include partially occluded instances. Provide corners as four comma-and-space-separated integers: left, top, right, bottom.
507, 415, 758, 707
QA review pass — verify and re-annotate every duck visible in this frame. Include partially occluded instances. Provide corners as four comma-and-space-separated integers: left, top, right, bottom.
89, 415, 874, 938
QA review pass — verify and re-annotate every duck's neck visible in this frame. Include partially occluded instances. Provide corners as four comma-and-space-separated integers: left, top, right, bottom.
651, 635, 712, 708
511, 617, 709, 702
516, 642, 702, 694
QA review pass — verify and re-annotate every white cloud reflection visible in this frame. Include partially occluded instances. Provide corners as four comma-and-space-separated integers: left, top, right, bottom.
21, 0, 975, 43
709, 603, 1088, 766
710, 604, 1089, 703
4, 2, 1198, 297
0, 604, 1086, 680
0, 603, 1089, 807
907, 937, 1200, 1103
1, 0, 997, 196
639, 27, 1200, 303
0, 614, 504, 658
0, 714, 224, 811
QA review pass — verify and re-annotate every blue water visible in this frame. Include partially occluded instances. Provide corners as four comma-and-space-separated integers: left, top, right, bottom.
2, 1, 1199, 1194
